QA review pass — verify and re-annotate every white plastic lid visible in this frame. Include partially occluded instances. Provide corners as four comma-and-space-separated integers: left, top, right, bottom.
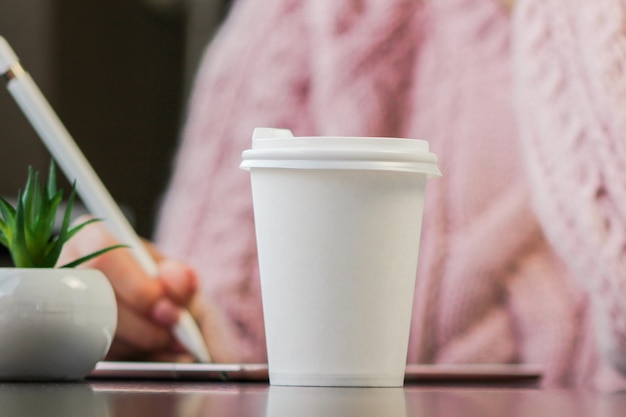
240, 128, 442, 176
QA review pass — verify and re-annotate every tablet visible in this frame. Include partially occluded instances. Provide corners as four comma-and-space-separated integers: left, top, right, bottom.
89, 362, 542, 383
89, 362, 267, 381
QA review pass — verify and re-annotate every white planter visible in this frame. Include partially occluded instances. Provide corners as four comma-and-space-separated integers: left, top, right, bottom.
0, 268, 117, 380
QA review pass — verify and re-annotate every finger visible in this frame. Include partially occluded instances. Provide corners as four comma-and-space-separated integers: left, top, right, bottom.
113, 301, 173, 354
106, 335, 189, 362
143, 239, 165, 263
190, 296, 242, 363
157, 259, 198, 306
151, 297, 181, 327
66, 219, 164, 314
90, 248, 163, 313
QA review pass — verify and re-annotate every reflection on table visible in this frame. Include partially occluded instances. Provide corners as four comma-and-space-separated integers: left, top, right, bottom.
2, 380, 626, 417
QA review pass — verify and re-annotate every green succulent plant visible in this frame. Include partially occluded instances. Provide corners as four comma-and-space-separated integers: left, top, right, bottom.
0, 161, 126, 268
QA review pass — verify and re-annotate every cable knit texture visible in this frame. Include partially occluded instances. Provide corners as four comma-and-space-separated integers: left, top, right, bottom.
154, 0, 626, 388
513, 0, 626, 387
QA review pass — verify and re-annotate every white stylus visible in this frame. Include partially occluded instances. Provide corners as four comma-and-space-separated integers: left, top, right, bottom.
0, 36, 211, 363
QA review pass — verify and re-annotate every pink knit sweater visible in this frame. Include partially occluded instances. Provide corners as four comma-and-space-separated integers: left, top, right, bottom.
155, 0, 626, 388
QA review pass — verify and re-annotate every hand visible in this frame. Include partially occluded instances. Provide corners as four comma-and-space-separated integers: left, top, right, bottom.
58, 216, 200, 362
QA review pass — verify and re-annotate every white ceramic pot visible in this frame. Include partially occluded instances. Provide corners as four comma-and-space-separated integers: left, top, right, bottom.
0, 268, 117, 380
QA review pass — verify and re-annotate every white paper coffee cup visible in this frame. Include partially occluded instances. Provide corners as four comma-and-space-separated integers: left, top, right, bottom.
241, 128, 441, 387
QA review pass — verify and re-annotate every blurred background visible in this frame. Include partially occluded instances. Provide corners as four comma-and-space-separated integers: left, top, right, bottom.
0, 0, 232, 245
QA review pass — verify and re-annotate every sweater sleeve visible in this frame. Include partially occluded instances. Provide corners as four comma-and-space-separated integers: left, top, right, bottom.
512, 0, 626, 374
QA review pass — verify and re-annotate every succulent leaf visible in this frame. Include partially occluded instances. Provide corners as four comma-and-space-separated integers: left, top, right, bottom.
59, 244, 128, 269
0, 161, 126, 268
46, 160, 57, 196
0, 231, 8, 249
0, 196, 16, 225
0, 197, 15, 246
23, 167, 40, 228
40, 183, 61, 249
11, 191, 34, 267
40, 182, 77, 267
66, 216, 103, 241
